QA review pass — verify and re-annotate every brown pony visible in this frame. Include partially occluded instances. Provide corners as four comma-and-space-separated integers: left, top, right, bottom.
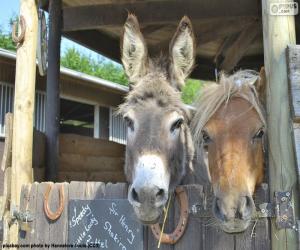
118, 15, 196, 224
192, 69, 266, 233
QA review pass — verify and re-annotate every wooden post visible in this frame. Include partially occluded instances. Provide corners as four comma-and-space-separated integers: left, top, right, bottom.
10, 0, 38, 244
45, 0, 62, 181
262, 1, 299, 249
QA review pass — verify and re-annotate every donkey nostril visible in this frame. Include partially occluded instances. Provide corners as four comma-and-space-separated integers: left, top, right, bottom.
131, 188, 139, 203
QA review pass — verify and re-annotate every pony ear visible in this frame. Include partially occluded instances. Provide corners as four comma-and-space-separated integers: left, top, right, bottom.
169, 16, 196, 90
254, 67, 266, 106
121, 14, 148, 83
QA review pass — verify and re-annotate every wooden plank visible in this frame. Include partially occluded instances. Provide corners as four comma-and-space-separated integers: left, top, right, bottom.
291, 123, 300, 192
262, 1, 298, 249
0, 167, 11, 220
10, 0, 38, 243
69, 181, 86, 200
220, 21, 261, 71
85, 182, 105, 199
59, 134, 125, 157
104, 182, 127, 199
1, 113, 13, 171
174, 185, 203, 250
18, 184, 31, 245
59, 153, 124, 172
57, 170, 126, 183
33, 182, 51, 248
64, 30, 120, 63
21, 182, 38, 245
49, 182, 69, 247
63, 1, 258, 32
45, 0, 62, 181
287, 45, 300, 121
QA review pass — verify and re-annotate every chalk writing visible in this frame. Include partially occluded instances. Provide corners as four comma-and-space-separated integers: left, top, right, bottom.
68, 200, 143, 250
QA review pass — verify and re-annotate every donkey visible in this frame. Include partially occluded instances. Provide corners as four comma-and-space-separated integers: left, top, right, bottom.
118, 15, 196, 224
192, 69, 266, 233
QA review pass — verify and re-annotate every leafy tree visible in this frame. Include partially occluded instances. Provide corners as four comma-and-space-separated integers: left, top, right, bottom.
61, 48, 128, 85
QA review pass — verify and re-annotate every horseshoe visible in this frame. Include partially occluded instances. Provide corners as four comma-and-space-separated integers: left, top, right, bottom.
12, 16, 26, 44
151, 186, 189, 244
44, 184, 65, 221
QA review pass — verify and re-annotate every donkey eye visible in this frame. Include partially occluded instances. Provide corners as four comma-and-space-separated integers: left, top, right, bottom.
253, 128, 265, 139
124, 116, 134, 131
170, 118, 183, 132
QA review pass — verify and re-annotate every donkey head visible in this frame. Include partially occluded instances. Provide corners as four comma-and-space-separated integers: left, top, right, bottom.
119, 15, 195, 224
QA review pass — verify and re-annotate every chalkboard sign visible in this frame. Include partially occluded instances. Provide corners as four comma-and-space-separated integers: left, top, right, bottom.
68, 199, 144, 249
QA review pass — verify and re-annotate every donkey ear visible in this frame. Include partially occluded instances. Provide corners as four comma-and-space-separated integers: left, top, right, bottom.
169, 16, 196, 90
121, 14, 148, 83
254, 67, 266, 106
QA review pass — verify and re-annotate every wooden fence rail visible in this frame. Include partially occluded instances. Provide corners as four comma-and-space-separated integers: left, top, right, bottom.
17, 182, 270, 250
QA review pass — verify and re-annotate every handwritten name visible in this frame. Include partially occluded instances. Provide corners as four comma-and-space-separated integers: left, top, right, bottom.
70, 205, 92, 228
103, 221, 126, 250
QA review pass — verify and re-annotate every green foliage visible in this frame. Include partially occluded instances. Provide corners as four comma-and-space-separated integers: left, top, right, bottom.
0, 33, 15, 51
61, 48, 128, 85
182, 79, 202, 104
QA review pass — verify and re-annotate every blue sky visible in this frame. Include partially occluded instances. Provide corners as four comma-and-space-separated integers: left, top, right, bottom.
0, 0, 115, 63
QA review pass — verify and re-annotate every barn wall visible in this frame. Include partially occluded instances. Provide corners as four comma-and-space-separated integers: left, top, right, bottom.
58, 134, 126, 183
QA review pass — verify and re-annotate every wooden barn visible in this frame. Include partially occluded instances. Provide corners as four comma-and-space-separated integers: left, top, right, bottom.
0, 0, 299, 249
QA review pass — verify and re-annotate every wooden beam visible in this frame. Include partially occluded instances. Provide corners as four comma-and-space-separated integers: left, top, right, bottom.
10, 0, 38, 244
45, 0, 62, 181
63, 30, 120, 62
262, 1, 299, 249
220, 22, 261, 71
63, 1, 259, 32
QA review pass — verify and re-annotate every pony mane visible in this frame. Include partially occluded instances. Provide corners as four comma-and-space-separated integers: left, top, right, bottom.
192, 70, 266, 143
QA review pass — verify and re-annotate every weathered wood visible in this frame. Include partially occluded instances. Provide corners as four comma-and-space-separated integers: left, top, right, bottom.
220, 21, 261, 71
18, 184, 31, 244
57, 171, 126, 183
287, 45, 300, 121
49, 182, 69, 247
22, 182, 38, 245
291, 123, 300, 192
45, 0, 62, 181
10, 0, 38, 244
18, 182, 271, 249
59, 134, 125, 157
262, 1, 298, 249
174, 185, 203, 250
1, 113, 13, 171
59, 153, 124, 172
33, 182, 51, 248
63, 1, 258, 32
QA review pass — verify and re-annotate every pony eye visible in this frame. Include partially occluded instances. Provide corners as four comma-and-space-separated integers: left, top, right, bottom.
253, 128, 265, 139
170, 118, 183, 132
202, 130, 211, 144
124, 116, 134, 131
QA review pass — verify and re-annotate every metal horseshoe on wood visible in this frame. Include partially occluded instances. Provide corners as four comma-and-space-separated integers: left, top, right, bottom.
151, 186, 189, 244
12, 15, 26, 45
44, 184, 65, 221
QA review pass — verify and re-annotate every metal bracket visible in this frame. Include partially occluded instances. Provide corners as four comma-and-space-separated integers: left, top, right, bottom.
274, 191, 295, 229
10, 208, 34, 232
